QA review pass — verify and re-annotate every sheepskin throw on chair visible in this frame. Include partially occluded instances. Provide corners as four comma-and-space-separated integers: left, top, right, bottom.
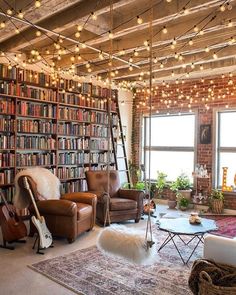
14, 167, 61, 209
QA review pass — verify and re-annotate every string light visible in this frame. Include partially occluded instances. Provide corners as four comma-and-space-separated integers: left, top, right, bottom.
99, 51, 104, 60
35, 0, 41, 8
18, 10, 24, 19
75, 31, 81, 38
193, 25, 199, 32
205, 46, 210, 52
91, 12, 97, 20
220, 5, 226, 12
36, 30, 41, 37
7, 9, 13, 15
228, 20, 233, 27
0, 21, 6, 28
75, 45, 80, 52
162, 26, 168, 34
137, 16, 143, 24
108, 31, 114, 39
188, 39, 193, 46
134, 50, 139, 57
213, 52, 218, 59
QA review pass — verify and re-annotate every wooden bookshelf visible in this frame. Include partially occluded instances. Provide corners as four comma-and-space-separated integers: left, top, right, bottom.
0, 63, 118, 202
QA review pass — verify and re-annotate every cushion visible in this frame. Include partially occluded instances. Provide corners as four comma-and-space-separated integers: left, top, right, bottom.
110, 198, 137, 211
76, 203, 92, 220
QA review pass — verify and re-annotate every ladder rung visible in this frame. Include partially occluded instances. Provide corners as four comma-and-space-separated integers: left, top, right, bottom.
117, 157, 127, 159
118, 169, 129, 172
117, 143, 125, 146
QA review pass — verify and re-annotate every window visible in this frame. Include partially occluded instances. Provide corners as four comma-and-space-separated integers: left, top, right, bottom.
143, 114, 196, 181
216, 110, 236, 188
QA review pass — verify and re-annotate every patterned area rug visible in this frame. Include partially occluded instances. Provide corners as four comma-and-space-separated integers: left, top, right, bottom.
213, 217, 236, 238
30, 228, 204, 295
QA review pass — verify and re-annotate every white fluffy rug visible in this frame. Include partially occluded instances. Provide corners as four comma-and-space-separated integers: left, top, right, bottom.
14, 167, 60, 209
97, 224, 157, 265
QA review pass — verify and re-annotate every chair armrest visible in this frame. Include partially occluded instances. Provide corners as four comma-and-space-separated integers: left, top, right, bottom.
118, 189, 144, 205
61, 192, 97, 206
204, 234, 236, 267
35, 200, 77, 217
85, 191, 109, 204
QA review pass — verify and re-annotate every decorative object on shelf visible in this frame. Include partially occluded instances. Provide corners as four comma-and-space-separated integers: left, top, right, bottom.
222, 167, 233, 192
209, 189, 224, 214
200, 124, 211, 144
189, 212, 201, 224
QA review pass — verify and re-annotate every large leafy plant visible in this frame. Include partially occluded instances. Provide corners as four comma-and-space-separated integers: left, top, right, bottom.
156, 171, 168, 197
170, 173, 192, 192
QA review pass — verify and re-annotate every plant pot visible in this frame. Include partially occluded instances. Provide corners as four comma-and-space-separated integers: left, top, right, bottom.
179, 206, 188, 211
168, 200, 177, 209
211, 199, 224, 214
178, 189, 192, 201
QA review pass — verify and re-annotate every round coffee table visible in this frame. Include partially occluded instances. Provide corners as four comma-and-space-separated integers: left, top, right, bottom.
157, 217, 217, 264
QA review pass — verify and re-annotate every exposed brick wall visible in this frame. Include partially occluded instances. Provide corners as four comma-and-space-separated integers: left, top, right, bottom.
132, 75, 236, 209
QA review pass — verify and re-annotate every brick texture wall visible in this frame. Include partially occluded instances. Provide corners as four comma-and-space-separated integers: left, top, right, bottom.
132, 75, 236, 209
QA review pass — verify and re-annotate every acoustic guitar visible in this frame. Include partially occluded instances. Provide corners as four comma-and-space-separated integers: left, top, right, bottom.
0, 190, 27, 246
23, 177, 52, 249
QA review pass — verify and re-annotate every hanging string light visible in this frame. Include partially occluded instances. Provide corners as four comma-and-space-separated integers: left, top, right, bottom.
35, 0, 41, 8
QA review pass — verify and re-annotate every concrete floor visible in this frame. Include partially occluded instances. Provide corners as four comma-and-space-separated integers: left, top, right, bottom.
0, 205, 179, 295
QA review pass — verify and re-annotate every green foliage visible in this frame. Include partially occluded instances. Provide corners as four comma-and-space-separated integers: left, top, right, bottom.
210, 189, 224, 201
170, 173, 192, 192
156, 171, 168, 196
177, 195, 190, 207
134, 181, 145, 190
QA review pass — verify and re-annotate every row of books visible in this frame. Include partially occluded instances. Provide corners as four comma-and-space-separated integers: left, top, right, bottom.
59, 108, 90, 121
58, 138, 89, 150
16, 136, 56, 149
17, 119, 57, 134
0, 118, 15, 132
0, 152, 15, 167
58, 122, 84, 136
0, 186, 15, 202
0, 64, 17, 80
0, 80, 17, 96
16, 153, 56, 166
90, 164, 116, 171
90, 152, 115, 164
57, 167, 85, 179
90, 139, 108, 150
0, 99, 15, 114
60, 179, 87, 194
18, 69, 55, 87
58, 152, 84, 165
18, 84, 57, 102
90, 125, 108, 137
0, 135, 15, 149
0, 169, 14, 184
17, 102, 57, 118
58, 92, 90, 106
91, 111, 108, 124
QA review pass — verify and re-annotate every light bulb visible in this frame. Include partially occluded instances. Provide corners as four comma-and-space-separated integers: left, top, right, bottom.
162, 26, 168, 34
129, 65, 133, 71
193, 25, 199, 32
137, 16, 143, 24
7, 9, 13, 15
18, 10, 24, 19
228, 20, 233, 27
0, 22, 6, 29
77, 54, 82, 60
77, 25, 82, 31
188, 39, 193, 46
220, 5, 226, 12
75, 45, 80, 52
199, 30, 204, 35
160, 63, 164, 68
144, 40, 149, 46
86, 63, 90, 68
213, 52, 218, 59
91, 12, 97, 20
81, 43, 86, 48
205, 46, 210, 52
70, 56, 75, 62
134, 50, 138, 57
35, 0, 41, 8
108, 31, 114, 39
75, 31, 80, 38
36, 30, 41, 36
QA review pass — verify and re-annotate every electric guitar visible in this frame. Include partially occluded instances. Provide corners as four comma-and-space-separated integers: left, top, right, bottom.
0, 190, 27, 244
23, 177, 52, 249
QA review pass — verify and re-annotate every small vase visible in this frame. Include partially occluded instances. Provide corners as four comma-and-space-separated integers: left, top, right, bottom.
168, 200, 177, 209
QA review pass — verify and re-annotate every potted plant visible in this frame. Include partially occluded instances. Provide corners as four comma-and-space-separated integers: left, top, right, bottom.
156, 171, 168, 198
170, 173, 192, 201
177, 193, 190, 211
209, 189, 224, 214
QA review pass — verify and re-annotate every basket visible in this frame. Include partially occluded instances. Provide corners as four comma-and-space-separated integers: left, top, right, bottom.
211, 199, 224, 214
199, 271, 236, 295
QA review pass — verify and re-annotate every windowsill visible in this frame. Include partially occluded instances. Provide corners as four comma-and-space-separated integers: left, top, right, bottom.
222, 191, 236, 196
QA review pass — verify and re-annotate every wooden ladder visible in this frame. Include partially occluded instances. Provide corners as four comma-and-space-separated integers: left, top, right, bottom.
110, 93, 131, 187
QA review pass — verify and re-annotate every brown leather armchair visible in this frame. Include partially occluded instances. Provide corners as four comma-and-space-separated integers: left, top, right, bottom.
85, 170, 144, 225
17, 175, 97, 243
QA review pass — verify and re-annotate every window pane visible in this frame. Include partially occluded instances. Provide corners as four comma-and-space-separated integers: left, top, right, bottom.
219, 112, 236, 147
145, 151, 194, 181
218, 152, 236, 188
145, 115, 195, 147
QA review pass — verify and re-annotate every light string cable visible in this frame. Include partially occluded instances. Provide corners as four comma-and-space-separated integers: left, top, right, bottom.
145, 0, 154, 249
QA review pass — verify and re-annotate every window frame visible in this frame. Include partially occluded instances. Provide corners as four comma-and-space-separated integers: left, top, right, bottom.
142, 112, 198, 181
214, 108, 236, 188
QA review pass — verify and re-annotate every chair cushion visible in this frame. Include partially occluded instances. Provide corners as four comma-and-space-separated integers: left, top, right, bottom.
110, 198, 137, 211
76, 203, 92, 220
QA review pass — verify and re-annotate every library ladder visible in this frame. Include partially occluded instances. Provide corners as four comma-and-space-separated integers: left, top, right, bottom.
110, 96, 131, 187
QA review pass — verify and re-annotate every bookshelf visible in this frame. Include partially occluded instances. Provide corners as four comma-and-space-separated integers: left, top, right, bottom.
0, 63, 118, 201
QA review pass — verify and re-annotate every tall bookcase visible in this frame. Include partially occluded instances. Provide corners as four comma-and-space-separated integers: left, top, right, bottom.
0, 64, 118, 202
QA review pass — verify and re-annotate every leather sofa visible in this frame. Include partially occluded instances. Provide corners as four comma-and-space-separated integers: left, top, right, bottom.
85, 170, 144, 225
17, 175, 97, 243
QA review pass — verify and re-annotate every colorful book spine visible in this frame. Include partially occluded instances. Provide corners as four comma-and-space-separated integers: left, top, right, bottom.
17, 101, 57, 118
0, 98, 15, 114
58, 152, 84, 165
16, 135, 56, 149
16, 152, 56, 166
0, 152, 15, 167
17, 119, 56, 134
0, 134, 15, 149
